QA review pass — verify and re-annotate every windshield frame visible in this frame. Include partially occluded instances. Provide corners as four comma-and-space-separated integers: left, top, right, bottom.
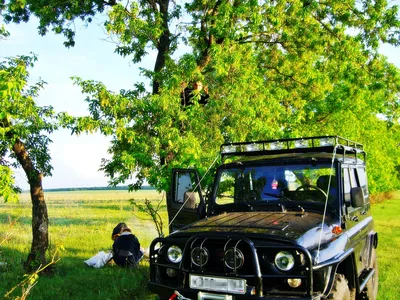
209, 158, 340, 216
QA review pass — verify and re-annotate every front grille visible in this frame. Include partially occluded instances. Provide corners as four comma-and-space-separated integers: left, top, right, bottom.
182, 236, 257, 276
150, 234, 313, 297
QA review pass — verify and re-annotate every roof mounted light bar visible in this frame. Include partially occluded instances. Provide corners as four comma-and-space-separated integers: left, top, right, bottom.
220, 136, 365, 161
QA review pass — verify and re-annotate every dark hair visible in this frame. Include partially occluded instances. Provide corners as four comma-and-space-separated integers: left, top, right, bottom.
112, 222, 128, 240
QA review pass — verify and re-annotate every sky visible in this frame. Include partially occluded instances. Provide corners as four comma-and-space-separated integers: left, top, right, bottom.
2, 15, 151, 190
2, 9, 400, 190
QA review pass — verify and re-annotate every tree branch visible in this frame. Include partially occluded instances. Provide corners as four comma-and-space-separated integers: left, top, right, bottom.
197, 0, 225, 70
102, 0, 117, 7
238, 39, 287, 46
146, 0, 158, 12
262, 66, 308, 86
12, 139, 42, 184
313, 15, 341, 41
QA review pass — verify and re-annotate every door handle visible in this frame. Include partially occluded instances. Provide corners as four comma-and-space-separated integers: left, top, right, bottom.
351, 216, 359, 222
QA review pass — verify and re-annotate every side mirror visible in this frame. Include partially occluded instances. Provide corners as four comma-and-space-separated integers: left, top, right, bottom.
351, 187, 364, 207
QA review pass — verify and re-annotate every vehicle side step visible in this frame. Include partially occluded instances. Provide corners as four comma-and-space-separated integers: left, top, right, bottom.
359, 268, 375, 292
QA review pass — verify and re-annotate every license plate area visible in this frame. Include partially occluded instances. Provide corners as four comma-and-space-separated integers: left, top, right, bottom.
198, 292, 232, 300
189, 274, 246, 294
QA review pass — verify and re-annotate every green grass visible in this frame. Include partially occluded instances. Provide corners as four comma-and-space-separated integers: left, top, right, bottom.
371, 191, 400, 300
0, 190, 166, 300
0, 190, 399, 299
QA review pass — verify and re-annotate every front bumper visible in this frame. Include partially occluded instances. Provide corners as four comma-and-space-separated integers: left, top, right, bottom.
149, 234, 318, 299
148, 282, 318, 300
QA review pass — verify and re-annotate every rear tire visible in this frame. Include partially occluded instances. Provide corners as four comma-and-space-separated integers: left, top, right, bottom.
328, 274, 353, 300
359, 248, 378, 300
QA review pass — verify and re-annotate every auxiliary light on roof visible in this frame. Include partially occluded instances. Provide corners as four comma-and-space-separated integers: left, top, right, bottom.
269, 141, 284, 150
245, 143, 264, 152
294, 139, 308, 148
220, 136, 365, 161
320, 137, 334, 147
221, 145, 238, 154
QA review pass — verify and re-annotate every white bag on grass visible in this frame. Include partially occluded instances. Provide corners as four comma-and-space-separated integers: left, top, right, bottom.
84, 251, 113, 268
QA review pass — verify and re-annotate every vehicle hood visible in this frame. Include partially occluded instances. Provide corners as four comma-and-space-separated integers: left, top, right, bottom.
176, 211, 336, 248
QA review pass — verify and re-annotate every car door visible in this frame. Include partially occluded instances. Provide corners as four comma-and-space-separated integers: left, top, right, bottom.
343, 166, 370, 274
167, 169, 206, 233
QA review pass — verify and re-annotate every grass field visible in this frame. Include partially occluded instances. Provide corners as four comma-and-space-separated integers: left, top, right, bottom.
371, 191, 400, 300
0, 190, 399, 299
0, 190, 166, 300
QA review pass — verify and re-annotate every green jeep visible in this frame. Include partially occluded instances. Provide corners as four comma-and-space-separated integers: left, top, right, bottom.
148, 136, 378, 300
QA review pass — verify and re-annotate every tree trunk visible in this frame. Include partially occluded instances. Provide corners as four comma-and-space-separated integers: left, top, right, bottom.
24, 179, 48, 271
12, 139, 49, 271
152, 0, 170, 95
151, 0, 171, 167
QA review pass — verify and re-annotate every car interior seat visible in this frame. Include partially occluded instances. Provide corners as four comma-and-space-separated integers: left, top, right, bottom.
316, 175, 337, 200
183, 191, 197, 209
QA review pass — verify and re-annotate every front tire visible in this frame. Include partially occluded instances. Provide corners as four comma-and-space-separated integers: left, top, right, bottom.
328, 274, 353, 300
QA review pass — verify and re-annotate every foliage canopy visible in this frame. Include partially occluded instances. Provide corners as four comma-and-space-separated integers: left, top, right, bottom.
0, 55, 57, 200
0, 51, 60, 269
3, 0, 400, 193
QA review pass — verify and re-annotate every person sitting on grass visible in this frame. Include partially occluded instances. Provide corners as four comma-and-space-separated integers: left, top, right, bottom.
111, 223, 144, 267
111, 222, 128, 241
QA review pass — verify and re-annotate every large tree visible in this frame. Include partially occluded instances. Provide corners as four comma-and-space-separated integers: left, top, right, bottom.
0, 53, 57, 270
3, 0, 400, 193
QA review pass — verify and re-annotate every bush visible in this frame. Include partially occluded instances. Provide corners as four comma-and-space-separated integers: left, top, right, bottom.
370, 191, 395, 204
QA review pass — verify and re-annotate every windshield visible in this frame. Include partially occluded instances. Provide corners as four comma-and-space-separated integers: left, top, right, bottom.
215, 163, 337, 212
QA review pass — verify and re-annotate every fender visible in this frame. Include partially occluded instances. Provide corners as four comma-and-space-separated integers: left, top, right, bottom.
314, 248, 354, 297
370, 231, 378, 249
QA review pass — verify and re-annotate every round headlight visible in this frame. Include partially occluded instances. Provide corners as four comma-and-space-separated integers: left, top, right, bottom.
224, 248, 244, 269
167, 245, 182, 263
191, 247, 209, 267
275, 251, 295, 271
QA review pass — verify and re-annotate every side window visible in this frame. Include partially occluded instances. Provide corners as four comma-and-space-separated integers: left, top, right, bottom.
216, 171, 236, 205
174, 172, 200, 209
356, 167, 369, 197
342, 168, 351, 204
345, 167, 365, 209
349, 168, 358, 188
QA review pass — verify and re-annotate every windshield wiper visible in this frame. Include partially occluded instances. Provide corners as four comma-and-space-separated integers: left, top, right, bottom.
263, 193, 305, 214
243, 200, 286, 212
217, 195, 255, 211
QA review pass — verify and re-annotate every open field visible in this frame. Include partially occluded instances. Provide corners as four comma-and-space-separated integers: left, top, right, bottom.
0, 190, 399, 299
0, 190, 166, 299
371, 191, 400, 300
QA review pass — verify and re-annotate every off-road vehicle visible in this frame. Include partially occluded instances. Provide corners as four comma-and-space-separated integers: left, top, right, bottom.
148, 136, 378, 300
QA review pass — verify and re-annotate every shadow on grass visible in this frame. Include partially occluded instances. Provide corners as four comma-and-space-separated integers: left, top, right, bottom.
0, 245, 155, 300
0, 247, 31, 298
80, 204, 134, 211
49, 216, 119, 227
0, 213, 134, 227
37, 254, 154, 300
0, 213, 32, 226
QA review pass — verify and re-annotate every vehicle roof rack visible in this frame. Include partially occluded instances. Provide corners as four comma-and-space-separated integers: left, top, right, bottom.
220, 136, 365, 162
